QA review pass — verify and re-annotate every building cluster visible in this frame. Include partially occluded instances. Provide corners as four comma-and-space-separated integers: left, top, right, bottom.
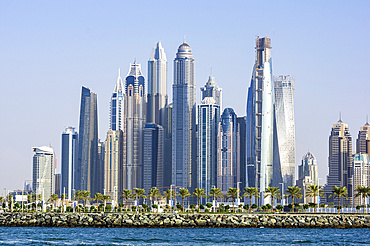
30, 36, 370, 208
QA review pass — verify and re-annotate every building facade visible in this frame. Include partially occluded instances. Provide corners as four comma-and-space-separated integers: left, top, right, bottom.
356, 122, 370, 154
76, 86, 99, 195
32, 146, 55, 201
143, 123, 164, 191
104, 130, 123, 200
200, 75, 222, 110
274, 75, 296, 189
172, 42, 197, 191
123, 62, 146, 190
197, 97, 220, 199
61, 126, 78, 199
323, 120, 353, 206
246, 36, 274, 204
352, 153, 370, 206
237, 116, 247, 190
217, 108, 238, 194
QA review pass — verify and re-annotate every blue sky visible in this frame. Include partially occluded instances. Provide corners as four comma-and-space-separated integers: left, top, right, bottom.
1, 0, 369, 192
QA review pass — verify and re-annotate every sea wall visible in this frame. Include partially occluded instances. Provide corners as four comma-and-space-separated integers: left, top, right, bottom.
1, 212, 370, 228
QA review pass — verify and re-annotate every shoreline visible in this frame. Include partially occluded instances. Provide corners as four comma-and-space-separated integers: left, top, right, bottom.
1, 212, 370, 228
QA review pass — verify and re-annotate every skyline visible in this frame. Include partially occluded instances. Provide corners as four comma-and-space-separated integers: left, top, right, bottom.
1, 1, 370, 191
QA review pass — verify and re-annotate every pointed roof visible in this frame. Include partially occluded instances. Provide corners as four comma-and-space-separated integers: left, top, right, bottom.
201, 97, 216, 105
205, 75, 217, 88
113, 68, 124, 93
127, 61, 143, 77
149, 42, 167, 61
302, 151, 316, 161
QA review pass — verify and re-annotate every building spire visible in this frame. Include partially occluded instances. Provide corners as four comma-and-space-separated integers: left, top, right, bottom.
184, 35, 186, 43
338, 111, 343, 123
118, 67, 120, 78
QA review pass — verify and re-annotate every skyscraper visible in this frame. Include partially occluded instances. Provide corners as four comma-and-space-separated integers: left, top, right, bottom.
217, 108, 238, 194
61, 126, 78, 200
123, 62, 146, 190
110, 69, 124, 131
75, 86, 99, 195
352, 153, 370, 206
104, 130, 123, 200
172, 41, 196, 191
200, 75, 222, 110
143, 123, 164, 191
246, 36, 274, 203
296, 151, 318, 204
163, 103, 173, 188
32, 146, 55, 201
147, 42, 168, 126
323, 119, 353, 205
237, 116, 247, 190
356, 122, 370, 154
197, 96, 220, 199
273, 75, 296, 189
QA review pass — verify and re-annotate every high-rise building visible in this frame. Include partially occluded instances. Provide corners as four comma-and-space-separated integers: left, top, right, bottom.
163, 103, 173, 188
197, 96, 220, 199
123, 62, 146, 190
356, 122, 370, 154
104, 130, 123, 200
246, 36, 274, 204
147, 42, 168, 126
352, 153, 370, 206
273, 75, 296, 189
110, 69, 124, 131
75, 86, 99, 195
172, 41, 196, 191
61, 126, 78, 199
323, 119, 353, 206
54, 173, 61, 196
237, 116, 247, 190
217, 108, 238, 194
32, 146, 55, 201
143, 123, 164, 191
97, 140, 105, 194
296, 151, 318, 204
200, 76, 222, 110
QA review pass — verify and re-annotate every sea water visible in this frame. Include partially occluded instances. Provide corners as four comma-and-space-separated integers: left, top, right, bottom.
0, 227, 369, 245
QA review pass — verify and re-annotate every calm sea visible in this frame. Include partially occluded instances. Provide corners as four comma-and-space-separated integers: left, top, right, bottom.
0, 227, 369, 245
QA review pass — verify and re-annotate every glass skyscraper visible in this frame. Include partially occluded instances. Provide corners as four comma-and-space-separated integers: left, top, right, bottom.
61, 126, 78, 200
197, 96, 220, 200
246, 36, 274, 204
123, 62, 146, 190
200, 75, 222, 110
172, 41, 196, 191
76, 86, 99, 195
110, 68, 124, 131
217, 108, 238, 194
32, 146, 55, 201
273, 75, 296, 190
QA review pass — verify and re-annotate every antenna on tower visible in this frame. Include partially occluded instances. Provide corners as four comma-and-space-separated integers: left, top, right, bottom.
338, 111, 342, 123
267, 28, 274, 37
211, 67, 212, 76
184, 35, 186, 43
367, 115, 369, 124
118, 67, 120, 77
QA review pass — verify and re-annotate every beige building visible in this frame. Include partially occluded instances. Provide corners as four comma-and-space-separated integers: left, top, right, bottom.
296, 151, 318, 204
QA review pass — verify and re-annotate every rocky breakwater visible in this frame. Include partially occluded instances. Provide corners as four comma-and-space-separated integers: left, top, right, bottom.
1, 213, 370, 228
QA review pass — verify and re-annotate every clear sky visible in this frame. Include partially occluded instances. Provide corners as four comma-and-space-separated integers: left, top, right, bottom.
1, 0, 369, 193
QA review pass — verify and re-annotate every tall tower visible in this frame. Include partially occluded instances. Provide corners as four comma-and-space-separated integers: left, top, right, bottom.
352, 153, 370, 206
147, 42, 168, 125
356, 122, 370, 154
274, 75, 296, 189
296, 151, 318, 204
123, 62, 146, 190
32, 146, 55, 201
104, 130, 123, 200
197, 96, 220, 200
217, 108, 238, 194
61, 126, 78, 200
200, 75, 222, 110
323, 119, 353, 205
246, 36, 274, 203
172, 41, 196, 191
76, 86, 99, 195
110, 68, 124, 131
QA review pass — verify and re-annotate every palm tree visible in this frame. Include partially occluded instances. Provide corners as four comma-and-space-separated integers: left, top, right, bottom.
119, 189, 132, 211
149, 188, 161, 212
177, 188, 191, 213
243, 187, 260, 213
306, 185, 324, 212
133, 188, 146, 212
47, 194, 59, 211
329, 186, 348, 214
264, 187, 281, 212
227, 187, 240, 213
209, 187, 222, 212
94, 193, 103, 211
102, 194, 111, 212
81, 191, 91, 211
354, 185, 370, 213
284, 186, 302, 212
192, 188, 206, 210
